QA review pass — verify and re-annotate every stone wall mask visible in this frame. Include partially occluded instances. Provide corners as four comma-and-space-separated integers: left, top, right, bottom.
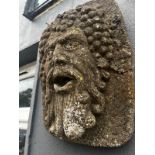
39, 0, 134, 147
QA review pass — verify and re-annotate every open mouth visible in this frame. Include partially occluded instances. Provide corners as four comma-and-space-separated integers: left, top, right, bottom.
53, 74, 76, 92
53, 75, 74, 87
47, 65, 83, 93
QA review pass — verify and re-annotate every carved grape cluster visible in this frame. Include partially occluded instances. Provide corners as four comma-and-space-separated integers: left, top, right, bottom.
50, 6, 117, 61
38, 3, 131, 92
39, 5, 122, 62
38, 0, 134, 147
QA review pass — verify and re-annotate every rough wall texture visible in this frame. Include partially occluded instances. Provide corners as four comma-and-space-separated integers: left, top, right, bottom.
39, 0, 134, 147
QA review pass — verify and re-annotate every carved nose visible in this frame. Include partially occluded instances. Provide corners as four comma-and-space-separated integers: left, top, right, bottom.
52, 42, 70, 66
54, 55, 67, 66
53, 55, 72, 87
52, 46, 75, 92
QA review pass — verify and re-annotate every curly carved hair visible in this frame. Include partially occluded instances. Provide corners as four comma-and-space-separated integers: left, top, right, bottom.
39, 0, 132, 91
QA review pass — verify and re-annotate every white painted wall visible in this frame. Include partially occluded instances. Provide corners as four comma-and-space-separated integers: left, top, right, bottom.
19, 0, 90, 51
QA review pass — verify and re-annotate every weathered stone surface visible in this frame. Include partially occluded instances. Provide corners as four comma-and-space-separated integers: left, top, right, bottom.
38, 0, 134, 147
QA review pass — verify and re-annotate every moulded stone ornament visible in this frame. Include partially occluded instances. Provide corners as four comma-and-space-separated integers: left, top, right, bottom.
39, 0, 134, 147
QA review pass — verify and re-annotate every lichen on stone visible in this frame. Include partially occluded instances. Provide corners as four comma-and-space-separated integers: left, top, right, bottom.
39, 0, 134, 147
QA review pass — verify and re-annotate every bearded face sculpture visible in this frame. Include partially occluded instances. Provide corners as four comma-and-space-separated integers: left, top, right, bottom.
39, 0, 134, 147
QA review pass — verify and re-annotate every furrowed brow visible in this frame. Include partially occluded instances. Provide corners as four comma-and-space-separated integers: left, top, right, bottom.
48, 31, 87, 47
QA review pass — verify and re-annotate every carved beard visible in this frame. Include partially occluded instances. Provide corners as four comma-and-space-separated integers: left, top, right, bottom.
48, 86, 96, 140
43, 58, 105, 140
43, 29, 105, 140
45, 69, 105, 140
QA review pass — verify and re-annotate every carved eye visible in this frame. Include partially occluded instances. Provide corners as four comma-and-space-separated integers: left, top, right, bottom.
63, 40, 82, 51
